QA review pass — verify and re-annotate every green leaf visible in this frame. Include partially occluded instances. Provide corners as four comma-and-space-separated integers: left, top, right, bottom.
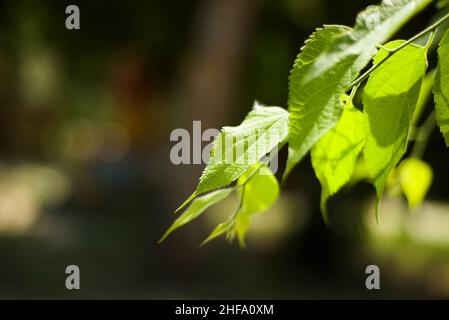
234, 164, 280, 246
363, 40, 428, 217
311, 99, 366, 222
285, 0, 432, 178
177, 103, 288, 212
398, 158, 433, 208
201, 163, 280, 246
234, 214, 250, 248
200, 220, 234, 246
159, 188, 233, 242
286, 25, 350, 178
237, 164, 280, 216
434, 30, 449, 146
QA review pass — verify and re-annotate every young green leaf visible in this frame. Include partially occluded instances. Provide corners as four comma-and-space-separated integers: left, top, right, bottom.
285, 0, 432, 178
363, 40, 428, 217
159, 188, 233, 242
201, 163, 280, 246
234, 164, 280, 246
234, 214, 250, 248
177, 103, 288, 212
311, 99, 366, 222
398, 158, 433, 208
286, 25, 350, 179
200, 220, 234, 246
434, 30, 449, 146
237, 164, 280, 216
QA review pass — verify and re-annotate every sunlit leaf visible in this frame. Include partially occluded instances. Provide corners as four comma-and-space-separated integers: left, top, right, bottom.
237, 164, 280, 216
398, 158, 433, 208
363, 40, 428, 218
234, 214, 250, 248
285, 25, 349, 178
311, 99, 366, 222
285, 0, 432, 178
159, 188, 233, 242
201, 220, 234, 246
202, 163, 280, 246
177, 103, 288, 212
234, 164, 280, 246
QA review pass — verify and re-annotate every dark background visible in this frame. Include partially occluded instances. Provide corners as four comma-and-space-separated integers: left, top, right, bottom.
0, 0, 448, 299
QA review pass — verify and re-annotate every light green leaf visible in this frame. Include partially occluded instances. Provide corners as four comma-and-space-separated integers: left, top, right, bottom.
159, 188, 233, 242
202, 163, 280, 246
234, 214, 250, 248
285, 0, 432, 178
237, 164, 280, 216
234, 164, 280, 246
398, 158, 433, 208
434, 30, 449, 146
177, 103, 288, 212
286, 25, 350, 178
200, 220, 234, 246
363, 40, 428, 217
311, 99, 366, 222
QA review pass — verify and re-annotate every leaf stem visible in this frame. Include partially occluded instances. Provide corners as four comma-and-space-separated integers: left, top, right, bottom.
231, 184, 246, 220
346, 11, 449, 92
236, 140, 286, 188
411, 110, 436, 159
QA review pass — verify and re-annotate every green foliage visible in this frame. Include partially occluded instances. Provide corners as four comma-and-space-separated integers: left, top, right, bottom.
285, 0, 432, 178
311, 98, 366, 222
161, 161, 280, 245
434, 30, 449, 145
177, 103, 288, 213
163, 0, 449, 246
201, 163, 280, 247
363, 40, 428, 217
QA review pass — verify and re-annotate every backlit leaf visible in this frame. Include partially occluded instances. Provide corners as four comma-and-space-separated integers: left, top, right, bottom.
177, 103, 288, 212
234, 214, 250, 248
237, 164, 280, 216
201, 163, 280, 246
234, 164, 280, 246
201, 220, 234, 246
285, 0, 432, 178
363, 40, 428, 217
398, 158, 433, 208
311, 99, 366, 222
159, 188, 233, 242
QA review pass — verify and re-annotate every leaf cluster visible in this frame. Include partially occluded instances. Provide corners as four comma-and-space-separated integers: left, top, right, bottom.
162, 0, 449, 246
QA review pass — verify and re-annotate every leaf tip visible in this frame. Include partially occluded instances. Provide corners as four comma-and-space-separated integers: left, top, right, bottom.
174, 192, 197, 214
320, 201, 330, 226
157, 231, 170, 244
